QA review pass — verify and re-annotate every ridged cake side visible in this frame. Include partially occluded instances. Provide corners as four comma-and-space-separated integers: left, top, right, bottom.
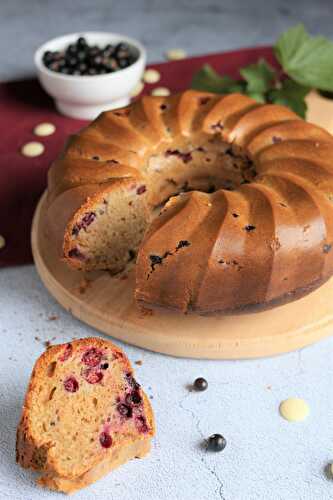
134, 91, 333, 312
47, 90, 333, 313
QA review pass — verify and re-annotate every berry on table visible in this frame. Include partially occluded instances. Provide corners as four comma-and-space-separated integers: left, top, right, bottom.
193, 377, 208, 391
207, 434, 227, 452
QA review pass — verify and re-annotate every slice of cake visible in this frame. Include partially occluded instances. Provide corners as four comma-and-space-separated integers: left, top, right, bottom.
16, 337, 154, 494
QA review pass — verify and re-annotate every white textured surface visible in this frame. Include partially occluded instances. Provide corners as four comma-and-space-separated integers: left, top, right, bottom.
1, 266, 333, 500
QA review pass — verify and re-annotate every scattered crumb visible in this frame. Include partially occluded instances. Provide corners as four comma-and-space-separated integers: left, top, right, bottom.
149, 395, 154, 400
266, 385, 272, 390
135, 360, 143, 366
34, 336, 40, 341
44, 340, 52, 349
48, 315, 59, 321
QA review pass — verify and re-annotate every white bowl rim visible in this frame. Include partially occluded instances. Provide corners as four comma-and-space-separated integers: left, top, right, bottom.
34, 31, 146, 82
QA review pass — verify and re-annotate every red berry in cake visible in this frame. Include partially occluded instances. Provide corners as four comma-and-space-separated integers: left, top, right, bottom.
149, 255, 163, 270
58, 343, 73, 362
125, 372, 140, 389
244, 225, 256, 232
176, 240, 190, 250
117, 403, 133, 418
63, 376, 79, 393
126, 390, 142, 405
68, 247, 85, 260
199, 97, 211, 105
99, 432, 113, 448
136, 185, 146, 195
136, 415, 149, 433
82, 368, 103, 384
193, 377, 208, 391
82, 347, 103, 367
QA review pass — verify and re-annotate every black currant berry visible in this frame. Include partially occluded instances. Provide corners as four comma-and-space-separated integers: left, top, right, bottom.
193, 377, 208, 391
207, 434, 227, 452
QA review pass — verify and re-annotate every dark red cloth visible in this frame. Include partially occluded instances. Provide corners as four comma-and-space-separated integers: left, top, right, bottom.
0, 46, 276, 267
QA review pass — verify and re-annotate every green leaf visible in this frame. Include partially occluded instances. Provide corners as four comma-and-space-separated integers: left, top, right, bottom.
274, 24, 333, 91
268, 78, 311, 118
245, 91, 267, 103
191, 64, 245, 94
240, 59, 276, 93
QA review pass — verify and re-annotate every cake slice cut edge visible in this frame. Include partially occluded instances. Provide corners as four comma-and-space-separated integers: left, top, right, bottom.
16, 337, 155, 494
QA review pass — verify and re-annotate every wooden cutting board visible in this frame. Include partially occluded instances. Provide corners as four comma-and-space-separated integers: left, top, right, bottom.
32, 184, 333, 359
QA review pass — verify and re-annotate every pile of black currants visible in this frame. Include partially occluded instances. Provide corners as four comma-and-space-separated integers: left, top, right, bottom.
42, 37, 138, 76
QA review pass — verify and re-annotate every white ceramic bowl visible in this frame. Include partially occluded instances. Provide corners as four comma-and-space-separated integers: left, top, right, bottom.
34, 32, 146, 120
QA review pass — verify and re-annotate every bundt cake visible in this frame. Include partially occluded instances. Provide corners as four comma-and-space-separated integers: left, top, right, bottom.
16, 338, 154, 493
46, 90, 333, 313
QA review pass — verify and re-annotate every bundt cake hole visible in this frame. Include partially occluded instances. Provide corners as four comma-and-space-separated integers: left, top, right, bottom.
146, 136, 254, 208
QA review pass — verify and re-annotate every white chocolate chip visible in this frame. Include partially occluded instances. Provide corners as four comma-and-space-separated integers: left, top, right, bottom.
143, 68, 161, 84
166, 49, 187, 61
34, 122, 56, 137
0, 235, 5, 250
151, 87, 170, 97
21, 142, 45, 157
279, 398, 309, 422
130, 81, 144, 97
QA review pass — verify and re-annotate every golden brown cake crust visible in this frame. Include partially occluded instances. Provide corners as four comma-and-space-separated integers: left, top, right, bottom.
16, 337, 155, 493
47, 90, 333, 313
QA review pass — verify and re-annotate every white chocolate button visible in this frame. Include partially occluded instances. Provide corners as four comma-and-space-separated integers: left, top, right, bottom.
0, 235, 5, 250
21, 142, 45, 157
166, 49, 187, 61
151, 87, 170, 97
279, 398, 309, 422
34, 122, 56, 137
143, 68, 161, 84
130, 81, 144, 97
